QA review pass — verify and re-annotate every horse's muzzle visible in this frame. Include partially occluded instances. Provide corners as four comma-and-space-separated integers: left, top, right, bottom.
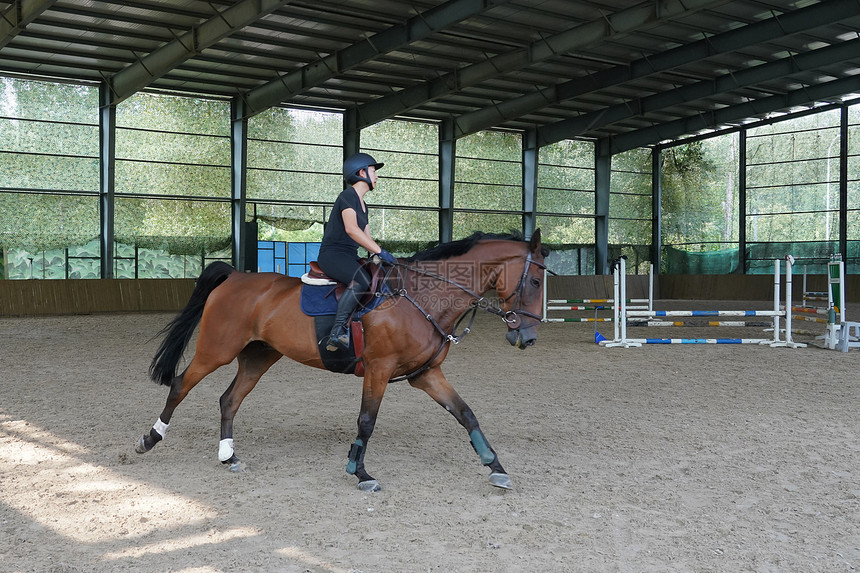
506, 326, 537, 349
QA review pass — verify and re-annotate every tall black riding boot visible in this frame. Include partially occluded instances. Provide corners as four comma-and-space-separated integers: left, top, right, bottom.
325, 286, 360, 351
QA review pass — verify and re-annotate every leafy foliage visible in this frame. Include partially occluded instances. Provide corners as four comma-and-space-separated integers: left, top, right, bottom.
1, 76, 858, 279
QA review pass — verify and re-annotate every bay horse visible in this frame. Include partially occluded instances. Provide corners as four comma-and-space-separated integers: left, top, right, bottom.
136, 230, 546, 491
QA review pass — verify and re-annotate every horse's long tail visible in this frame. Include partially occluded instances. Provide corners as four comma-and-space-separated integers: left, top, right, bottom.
149, 261, 235, 386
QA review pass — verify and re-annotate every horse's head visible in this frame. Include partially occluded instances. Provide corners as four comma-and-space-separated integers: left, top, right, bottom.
496, 229, 546, 349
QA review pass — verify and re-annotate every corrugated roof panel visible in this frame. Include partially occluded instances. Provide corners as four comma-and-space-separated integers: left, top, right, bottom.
0, 0, 854, 145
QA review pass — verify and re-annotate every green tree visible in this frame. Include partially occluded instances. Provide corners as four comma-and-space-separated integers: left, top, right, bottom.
661, 140, 721, 248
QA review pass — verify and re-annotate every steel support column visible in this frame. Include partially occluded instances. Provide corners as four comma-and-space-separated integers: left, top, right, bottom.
98, 83, 115, 279
343, 108, 360, 161
738, 129, 747, 273
231, 98, 249, 271
839, 104, 848, 261
522, 129, 538, 239
651, 148, 662, 273
595, 141, 611, 275
439, 119, 455, 243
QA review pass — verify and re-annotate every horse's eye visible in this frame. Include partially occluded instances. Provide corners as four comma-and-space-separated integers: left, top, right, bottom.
530, 277, 541, 288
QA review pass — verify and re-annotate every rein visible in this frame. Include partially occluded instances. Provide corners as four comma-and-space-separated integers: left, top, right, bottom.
378, 252, 545, 382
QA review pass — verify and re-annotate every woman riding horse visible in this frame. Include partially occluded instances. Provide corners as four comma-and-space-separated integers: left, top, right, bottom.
138, 229, 546, 492
318, 152, 397, 351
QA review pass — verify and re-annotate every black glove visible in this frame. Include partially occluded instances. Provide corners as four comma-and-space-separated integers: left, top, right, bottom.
376, 249, 397, 265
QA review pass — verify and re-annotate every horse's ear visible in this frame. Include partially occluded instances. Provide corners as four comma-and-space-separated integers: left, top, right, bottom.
529, 228, 542, 252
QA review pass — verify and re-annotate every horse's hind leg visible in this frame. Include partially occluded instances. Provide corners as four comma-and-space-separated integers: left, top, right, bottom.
136, 358, 224, 454
409, 367, 512, 489
217, 341, 282, 472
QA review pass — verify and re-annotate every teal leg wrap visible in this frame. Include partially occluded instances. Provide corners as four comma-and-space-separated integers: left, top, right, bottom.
470, 430, 495, 465
346, 439, 364, 474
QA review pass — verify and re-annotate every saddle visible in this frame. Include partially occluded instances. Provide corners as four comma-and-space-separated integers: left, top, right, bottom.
301, 258, 384, 307
302, 261, 339, 285
300, 259, 387, 377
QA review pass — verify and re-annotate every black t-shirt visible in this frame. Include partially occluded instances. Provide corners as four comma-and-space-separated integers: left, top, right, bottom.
320, 187, 368, 257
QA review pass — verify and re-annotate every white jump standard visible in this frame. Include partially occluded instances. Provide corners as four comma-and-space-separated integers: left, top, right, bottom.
788, 258, 846, 349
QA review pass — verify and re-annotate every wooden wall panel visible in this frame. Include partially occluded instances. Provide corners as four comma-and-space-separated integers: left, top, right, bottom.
1, 275, 857, 316
0, 279, 195, 316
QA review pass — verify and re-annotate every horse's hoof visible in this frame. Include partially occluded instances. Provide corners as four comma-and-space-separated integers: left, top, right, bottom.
357, 480, 381, 492
135, 435, 149, 454
228, 460, 247, 473
489, 472, 512, 489
221, 455, 247, 473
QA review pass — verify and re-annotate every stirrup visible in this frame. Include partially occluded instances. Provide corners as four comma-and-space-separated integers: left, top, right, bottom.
325, 331, 350, 352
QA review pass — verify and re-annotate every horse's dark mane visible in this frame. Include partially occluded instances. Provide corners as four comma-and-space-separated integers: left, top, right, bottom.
404, 231, 525, 262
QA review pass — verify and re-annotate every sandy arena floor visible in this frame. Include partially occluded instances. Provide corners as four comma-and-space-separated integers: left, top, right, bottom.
0, 304, 858, 572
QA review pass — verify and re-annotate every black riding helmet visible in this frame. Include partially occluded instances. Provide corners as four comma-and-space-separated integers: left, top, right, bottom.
343, 152, 384, 189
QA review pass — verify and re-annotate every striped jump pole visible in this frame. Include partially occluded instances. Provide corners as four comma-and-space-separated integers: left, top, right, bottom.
791, 314, 830, 324
791, 307, 829, 316
627, 309, 783, 317
602, 255, 806, 348
542, 263, 653, 324
634, 320, 773, 327
549, 299, 616, 304
545, 317, 614, 323
623, 338, 779, 344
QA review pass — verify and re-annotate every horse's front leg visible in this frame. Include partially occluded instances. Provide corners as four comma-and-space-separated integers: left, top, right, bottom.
346, 368, 390, 492
409, 367, 512, 489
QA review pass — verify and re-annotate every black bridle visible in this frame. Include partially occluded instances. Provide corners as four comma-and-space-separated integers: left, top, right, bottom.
496, 252, 547, 330
378, 252, 546, 382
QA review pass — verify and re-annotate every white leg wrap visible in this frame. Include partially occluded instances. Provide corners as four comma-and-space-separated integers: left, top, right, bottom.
218, 438, 235, 462
153, 418, 169, 438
